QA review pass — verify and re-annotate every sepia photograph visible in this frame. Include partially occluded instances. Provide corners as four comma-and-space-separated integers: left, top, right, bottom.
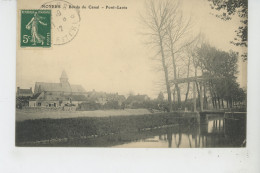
15, 0, 247, 148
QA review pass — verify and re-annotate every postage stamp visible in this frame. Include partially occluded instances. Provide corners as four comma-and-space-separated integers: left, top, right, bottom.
20, 10, 51, 47
41, 0, 81, 45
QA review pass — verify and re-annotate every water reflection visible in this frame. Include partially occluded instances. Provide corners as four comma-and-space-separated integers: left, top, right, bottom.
52, 114, 246, 147
111, 114, 246, 148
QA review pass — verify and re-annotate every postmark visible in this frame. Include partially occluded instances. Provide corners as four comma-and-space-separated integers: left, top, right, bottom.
20, 10, 51, 47
41, 0, 81, 45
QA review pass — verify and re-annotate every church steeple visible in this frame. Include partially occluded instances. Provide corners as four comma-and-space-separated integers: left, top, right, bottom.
60, 70, 68, 83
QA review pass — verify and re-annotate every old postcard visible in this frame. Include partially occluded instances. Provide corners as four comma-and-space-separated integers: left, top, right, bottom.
16, 0, 247, 147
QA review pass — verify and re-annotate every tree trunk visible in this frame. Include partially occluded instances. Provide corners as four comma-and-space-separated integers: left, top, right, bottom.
212, 98, 215, 109
199, 83, 203, 111
170, 42, 181, 105
230, 99, 233, 108
209, 83, 215, 109
159, 37, 172, 112
195, 81, 201, 109
185, 56, 191, 103
185, 82, 190, 103
172, 88, 176, 103
227, 100, 229, 108
203, 83, 208, 109
217, 97, 221, 110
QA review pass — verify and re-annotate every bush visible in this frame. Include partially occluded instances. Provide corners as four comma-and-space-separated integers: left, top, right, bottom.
77, 101, 102, 111
103, 100, 120, 109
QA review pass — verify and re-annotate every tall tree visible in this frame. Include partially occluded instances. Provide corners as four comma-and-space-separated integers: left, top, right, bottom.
164, 0, 193, 106
140, 0, 174, 111
157, 91, 165, 102
208, 0, 248, 60
196, 43, 243, 109
183, 37, 202, 104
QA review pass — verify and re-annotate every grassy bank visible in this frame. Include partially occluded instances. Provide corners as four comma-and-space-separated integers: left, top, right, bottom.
16, 112, 197, 146
16, 108, 153, 121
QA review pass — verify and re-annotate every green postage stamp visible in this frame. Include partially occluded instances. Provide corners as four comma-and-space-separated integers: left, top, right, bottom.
20, 10, 51, 47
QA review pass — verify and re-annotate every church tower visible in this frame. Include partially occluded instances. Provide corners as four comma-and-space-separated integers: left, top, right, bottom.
60, 70, 71, 93
60, 70, 69, 83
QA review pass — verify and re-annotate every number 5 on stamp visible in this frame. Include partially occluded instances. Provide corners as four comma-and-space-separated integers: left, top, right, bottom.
20, 10, 51, 47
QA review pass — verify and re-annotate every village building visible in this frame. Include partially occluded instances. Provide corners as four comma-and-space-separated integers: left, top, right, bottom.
125, 94, 150, 108
85, 90, 126, 106
16, 87, 33, 97
16, 87, 34, 108
29, 71, 87, 108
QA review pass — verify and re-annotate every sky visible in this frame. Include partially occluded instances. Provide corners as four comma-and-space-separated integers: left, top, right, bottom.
17, 0, 247, 98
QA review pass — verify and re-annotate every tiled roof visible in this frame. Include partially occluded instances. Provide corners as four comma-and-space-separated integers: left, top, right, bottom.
71, 85, 87, 93
126, 95, 149, 103
70, 95, 87, 101
31, 92, 41, 99
34, 82, 86, 93
18, 89, 33, 94
35, 82, 64, 92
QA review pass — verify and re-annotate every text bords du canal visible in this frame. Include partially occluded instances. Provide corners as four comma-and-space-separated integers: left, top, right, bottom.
41, 4, 127, 10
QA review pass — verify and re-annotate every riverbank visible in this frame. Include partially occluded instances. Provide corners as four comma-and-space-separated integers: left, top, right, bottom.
16, 108, 155, 122
16, 112, 198, 146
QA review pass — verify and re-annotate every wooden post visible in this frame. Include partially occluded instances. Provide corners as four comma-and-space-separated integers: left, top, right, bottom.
193, 81, 196, 112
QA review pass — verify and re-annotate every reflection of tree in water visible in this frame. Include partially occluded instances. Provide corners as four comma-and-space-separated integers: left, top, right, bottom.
187, 133, 192, 148
107, 116, 245, 148
166, 128, 172, 148
164, 127, 182, 148
158, 134, 162, 140
165, 125, 198, 148
166, 116, 244, 148
187, 126, 193, 148
162, 119, 234, 148
173, 126, 182, 148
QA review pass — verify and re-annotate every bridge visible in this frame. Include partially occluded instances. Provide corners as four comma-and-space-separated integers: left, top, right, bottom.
199, 111, 225, 116
198, 111, 246, 126
170, 75, 224, 112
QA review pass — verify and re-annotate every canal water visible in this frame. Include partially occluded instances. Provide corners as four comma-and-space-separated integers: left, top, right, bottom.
30, 114, 245, 147
63, 114, 246, 148
111, 115, 246, 148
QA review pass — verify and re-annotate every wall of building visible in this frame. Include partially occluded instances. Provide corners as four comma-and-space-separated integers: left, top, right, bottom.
29, 101, 37, 107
